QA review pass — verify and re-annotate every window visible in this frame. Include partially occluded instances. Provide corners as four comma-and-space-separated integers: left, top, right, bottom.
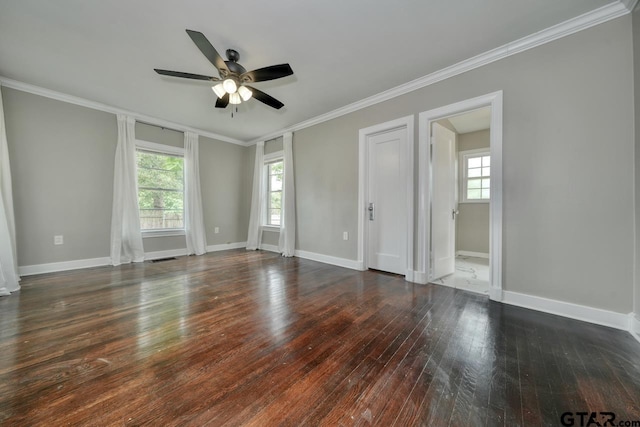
265, 158, 283, 227
136, 141, 185, 232
460, 149, 490, 203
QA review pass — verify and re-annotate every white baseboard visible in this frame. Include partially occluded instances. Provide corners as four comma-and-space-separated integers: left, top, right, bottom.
257, 244, 363, 271
489, 288, 503, 301
630, 313, 640, 343
409, 270, 429, 284
259, 243, 279, 253
19, 242, 249, 276
456, 250, 489, 259
295, 250, 363, 271
145, 248, 188, 260
19, 257, 112, 276
502, 290, 630, 331
207, 241, 247, 252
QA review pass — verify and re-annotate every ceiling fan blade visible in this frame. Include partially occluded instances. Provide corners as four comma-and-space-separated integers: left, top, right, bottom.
245, 86, 284, 109
186, 29, 229, 74
154, 69, 218, 81
241, 64, 293, 83
215, 93, 229, 108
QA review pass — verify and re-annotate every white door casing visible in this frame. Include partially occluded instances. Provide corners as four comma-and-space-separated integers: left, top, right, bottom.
417, 91, 503, 301
366, 128, 407, 274
358, 116, 414, 278
430, 122, 457, 280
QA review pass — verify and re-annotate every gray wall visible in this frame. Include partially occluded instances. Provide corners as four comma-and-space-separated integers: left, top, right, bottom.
457, 129, 490, 254
4, 88, 116, 265
292, 16, 634, 313
3, 89, 250, 265
633, 5, 640, 320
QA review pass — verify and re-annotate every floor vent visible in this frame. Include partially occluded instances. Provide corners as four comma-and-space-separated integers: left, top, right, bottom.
149, 257, 177, 263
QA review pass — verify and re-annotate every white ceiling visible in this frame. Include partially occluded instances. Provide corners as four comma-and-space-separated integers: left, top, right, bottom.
0, 0, 617, 142
448, 107, 491, 134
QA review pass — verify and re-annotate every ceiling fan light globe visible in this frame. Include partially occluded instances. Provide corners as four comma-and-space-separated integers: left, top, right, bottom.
223, 79, 237, 94
229, 92, 242, 105
238, 85, 253, 101
212, 83, 226, 98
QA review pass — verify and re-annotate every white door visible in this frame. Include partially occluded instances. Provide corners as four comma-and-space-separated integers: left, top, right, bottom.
366, 128, 408, 275
431, 122, 457, 280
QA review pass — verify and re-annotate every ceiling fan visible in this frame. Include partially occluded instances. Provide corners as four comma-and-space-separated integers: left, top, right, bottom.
154, 29, 293, 110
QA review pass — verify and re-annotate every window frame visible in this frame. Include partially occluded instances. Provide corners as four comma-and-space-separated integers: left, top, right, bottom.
459, 148, 490, 204
262, 151, 284, 232
135, 139, 186, 238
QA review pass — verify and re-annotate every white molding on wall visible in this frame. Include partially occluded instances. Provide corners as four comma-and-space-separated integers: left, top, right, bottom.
357, 115, 415, 278
19, 257, 112, 276
409, 270, 429, 285
18, 242, 249, 276
295, 249, 364, 271
630, 313, 640, 343
258, 244, 364, 270
502, 290, 630, 331
1, 1, 629, 149
417, 91, 503, 302
259, 243, 279, 253
207, 242, 247, 252
0, 77, 245, 146
145, 248, 188, 260
456, 251, 490, 259
620, 0, 639, 12
247, 1, 630, 145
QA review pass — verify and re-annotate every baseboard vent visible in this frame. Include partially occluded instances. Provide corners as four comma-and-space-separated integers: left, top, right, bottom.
149, 257, 177, 263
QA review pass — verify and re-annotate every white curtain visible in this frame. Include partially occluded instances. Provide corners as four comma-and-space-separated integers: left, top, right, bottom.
184, 132, 207, 255
0, 86, 19, 296
246, 141, 265, 250
110, 115, 144, 266
278, 132, 296, 257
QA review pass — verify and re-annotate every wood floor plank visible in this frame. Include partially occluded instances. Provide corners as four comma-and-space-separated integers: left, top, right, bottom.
0, 249, 639, 426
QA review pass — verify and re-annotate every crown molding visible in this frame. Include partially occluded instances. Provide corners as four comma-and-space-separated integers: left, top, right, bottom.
0, 77, 245, 146
1, 1, 630, 147
621, 0, 639, 12
248, 1, 630, 145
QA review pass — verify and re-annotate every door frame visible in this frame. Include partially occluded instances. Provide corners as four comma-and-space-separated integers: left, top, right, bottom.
417, 91, 503, 301
358, 115, 414, 279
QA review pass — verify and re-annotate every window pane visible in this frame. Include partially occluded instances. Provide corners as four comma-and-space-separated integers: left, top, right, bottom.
481, 189, 490, 199
269, 209, 281, 226
137, 150, 184, 230
467, 189, 482, 199
269, 192, 282, 213
482, 156, 490, 166
468, 157, 481, 168
468, 179, 481, 189
482, 178, 490, 189
482, 167, 490, 177
468, 167, 481, 178
270, 174, 283, 192
269, 161, 283, 175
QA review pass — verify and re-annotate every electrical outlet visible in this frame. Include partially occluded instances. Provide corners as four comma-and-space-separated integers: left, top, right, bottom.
54, 235, 64, 245
343, 231, 349, 241
214, 227, 220, 234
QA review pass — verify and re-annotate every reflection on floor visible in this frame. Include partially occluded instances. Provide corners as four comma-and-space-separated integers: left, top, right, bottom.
432, 255, 489, 294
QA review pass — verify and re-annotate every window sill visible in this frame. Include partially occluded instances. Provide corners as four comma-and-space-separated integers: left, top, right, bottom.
142, 229, 185, 238
261, 225, 281, 233
459, 200, 490, 204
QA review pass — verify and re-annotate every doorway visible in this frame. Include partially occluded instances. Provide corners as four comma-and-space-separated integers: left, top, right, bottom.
432, 108, 491, 294
358, 116, 414, 278
418, 92, 503, 301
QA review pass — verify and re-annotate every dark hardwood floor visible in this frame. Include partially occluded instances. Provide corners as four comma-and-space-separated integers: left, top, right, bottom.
1, 249, 639, 426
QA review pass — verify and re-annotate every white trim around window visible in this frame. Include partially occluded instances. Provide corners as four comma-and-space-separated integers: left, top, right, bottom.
135, 139, 186, 237
262, 151, 283, 232
459, 148, 490, 204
